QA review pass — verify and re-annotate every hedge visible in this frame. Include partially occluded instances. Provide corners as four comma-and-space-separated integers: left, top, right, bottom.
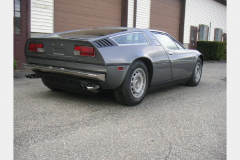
14, 59, 17, 69
196, 41, 226, 61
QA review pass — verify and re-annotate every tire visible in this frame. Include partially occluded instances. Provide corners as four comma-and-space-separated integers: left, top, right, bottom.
114, 60, 149, 106
186, 58, 202, 86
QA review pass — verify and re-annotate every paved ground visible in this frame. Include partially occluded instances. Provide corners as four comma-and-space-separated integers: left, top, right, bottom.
14, 61, 226, 159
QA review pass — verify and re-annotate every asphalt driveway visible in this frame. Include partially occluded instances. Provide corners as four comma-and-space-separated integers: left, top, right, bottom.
14, 61, 226, 159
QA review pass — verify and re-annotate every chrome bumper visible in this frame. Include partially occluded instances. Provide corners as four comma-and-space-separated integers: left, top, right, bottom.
23, 63, 105, 81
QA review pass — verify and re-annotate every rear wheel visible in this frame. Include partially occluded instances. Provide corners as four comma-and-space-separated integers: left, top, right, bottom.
114, 60, 149, 106
186, 58, 202, 86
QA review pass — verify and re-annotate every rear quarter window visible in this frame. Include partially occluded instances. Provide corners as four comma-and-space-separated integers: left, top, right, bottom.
111, 32, 148, 45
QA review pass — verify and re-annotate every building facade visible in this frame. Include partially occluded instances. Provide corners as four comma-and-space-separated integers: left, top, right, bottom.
31, 0, 185, 41
183, 0, 226, 49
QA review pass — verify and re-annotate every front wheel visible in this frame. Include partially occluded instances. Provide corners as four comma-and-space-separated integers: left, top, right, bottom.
114, 60, 149, 106
186, 58, 202, 86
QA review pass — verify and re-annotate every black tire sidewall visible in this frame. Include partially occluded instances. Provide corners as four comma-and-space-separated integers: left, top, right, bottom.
193, 58, 202, 84
186, 58, 202, 86
122, 60, 149, 105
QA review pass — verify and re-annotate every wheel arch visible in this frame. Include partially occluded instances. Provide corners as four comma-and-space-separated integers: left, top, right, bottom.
199, 55, 204, 65
131, 57, 153, 85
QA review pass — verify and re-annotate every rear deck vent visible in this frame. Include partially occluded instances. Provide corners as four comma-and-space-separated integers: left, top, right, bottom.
93, 39, 113, 48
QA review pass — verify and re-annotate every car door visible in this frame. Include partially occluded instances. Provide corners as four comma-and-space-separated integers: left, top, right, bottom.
152, 32, 195, 80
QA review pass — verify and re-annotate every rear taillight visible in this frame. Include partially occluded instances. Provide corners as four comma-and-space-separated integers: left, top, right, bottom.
74, 46, 95, 57
28, 43, 44, 52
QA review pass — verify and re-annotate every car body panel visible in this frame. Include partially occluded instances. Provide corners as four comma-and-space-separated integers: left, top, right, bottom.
25, 38, 106, 65
25, 57, 107, 73
165, 48, 195, 79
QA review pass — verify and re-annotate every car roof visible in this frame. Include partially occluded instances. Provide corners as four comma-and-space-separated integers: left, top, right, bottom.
36, 27, 167, 40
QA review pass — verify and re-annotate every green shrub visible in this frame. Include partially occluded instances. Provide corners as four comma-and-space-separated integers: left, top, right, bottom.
197, 41, 226, 61
223, 42, 227, 60
14, 59, 17, 69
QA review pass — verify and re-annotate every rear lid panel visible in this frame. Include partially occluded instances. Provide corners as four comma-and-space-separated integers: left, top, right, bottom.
25, 38, 105, 65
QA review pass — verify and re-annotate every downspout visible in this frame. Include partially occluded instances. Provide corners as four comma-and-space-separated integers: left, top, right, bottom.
133, 0, 137, 28
121, 0, 128, 27
27, 0, 31, 38
179, 0, 186, 44
209, 22, 211, 41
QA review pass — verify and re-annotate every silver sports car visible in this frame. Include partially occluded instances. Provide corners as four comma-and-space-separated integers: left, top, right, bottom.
24, 27, 203, 106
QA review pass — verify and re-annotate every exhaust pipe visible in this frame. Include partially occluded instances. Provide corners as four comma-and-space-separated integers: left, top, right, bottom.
84, 84, 100, 90
25, 74, 40, 79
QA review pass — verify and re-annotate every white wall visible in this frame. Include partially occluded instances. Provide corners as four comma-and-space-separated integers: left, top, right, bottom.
184, 0, 226, 45
136, 0, 151, 29
31, 0, 54, 34
127, 0, 134, 28
127, 0, 151, 28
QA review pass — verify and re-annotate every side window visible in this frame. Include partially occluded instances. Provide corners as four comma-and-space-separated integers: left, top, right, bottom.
175, 42, 184, 50
152, 33, 179, 50
111, 32, 148, 45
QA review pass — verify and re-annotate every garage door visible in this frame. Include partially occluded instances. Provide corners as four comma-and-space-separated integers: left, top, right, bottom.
150, 0, 181, 40
54, 0, 122, 32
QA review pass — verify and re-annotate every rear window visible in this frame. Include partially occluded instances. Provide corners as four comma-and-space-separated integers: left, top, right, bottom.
111, 32, 148, 45
41, 28, 130, 39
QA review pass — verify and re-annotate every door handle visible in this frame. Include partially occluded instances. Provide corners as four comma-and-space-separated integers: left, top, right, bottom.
168, 51, 173, 55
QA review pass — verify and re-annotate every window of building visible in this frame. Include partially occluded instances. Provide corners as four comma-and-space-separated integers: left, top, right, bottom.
214, 28, 223, 41
223, 33, 227, 42
198, 24, 209, 41
14, 0, 21, 34
111, 32, 148, 45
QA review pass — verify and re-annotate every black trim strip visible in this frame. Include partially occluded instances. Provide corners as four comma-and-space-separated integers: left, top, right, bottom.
105, 63, 130, 66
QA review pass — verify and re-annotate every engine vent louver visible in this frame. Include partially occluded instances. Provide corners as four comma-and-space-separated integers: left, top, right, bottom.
93, 39, 113, 48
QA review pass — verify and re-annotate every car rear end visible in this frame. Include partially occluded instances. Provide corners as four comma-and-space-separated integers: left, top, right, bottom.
23, 28, 131, 93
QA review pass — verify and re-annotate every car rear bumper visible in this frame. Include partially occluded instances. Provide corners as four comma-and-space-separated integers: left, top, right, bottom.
23, 63, 105, 81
